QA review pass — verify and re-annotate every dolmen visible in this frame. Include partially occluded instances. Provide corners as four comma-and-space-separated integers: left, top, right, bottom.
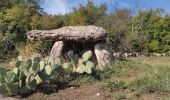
26, 26, 114, 70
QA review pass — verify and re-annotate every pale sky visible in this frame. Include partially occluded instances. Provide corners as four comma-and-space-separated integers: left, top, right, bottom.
41, 0, 170, 15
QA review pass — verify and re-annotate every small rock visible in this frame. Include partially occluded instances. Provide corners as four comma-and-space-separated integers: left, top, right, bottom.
97, 93, 100, 96
70, 87, 75, 89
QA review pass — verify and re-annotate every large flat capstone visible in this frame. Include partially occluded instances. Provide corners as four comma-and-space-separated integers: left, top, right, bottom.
26, 26, 106, 42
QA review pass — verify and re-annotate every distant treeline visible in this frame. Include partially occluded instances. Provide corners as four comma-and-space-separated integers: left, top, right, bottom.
0, 0, 170, 59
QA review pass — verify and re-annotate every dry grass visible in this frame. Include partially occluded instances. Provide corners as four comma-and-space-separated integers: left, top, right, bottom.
129, 56, 170, 66
0, 43, 36, 69
16, 43, 35, 59
93, 56, 170, 100
0, 61, 14, 69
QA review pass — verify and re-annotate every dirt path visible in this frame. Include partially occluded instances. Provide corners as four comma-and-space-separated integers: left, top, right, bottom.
26, 84, 113, 100
0, 84, 163, 100
0, 94, 18, 100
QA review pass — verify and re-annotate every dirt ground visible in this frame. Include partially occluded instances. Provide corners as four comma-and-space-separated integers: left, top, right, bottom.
0, 82, 163, 100
26, 84, 113, 100
25, 84, 162, 100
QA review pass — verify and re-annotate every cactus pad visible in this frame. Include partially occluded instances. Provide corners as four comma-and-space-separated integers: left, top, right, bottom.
45, 65, 52, 75
82, 50, 92, 62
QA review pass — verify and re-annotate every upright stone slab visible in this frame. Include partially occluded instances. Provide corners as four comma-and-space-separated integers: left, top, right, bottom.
49, 41, 64, 62
95, 42, 114, 70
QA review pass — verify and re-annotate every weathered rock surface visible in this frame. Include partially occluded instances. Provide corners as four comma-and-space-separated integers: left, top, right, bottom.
49, 41, 64, 62
26, 26, 106, 42
95, 42, 114, 69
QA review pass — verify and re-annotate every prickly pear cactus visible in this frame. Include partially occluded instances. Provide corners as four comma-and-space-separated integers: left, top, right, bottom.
82, 50, 92, 62
0, 51, 96, 96
64, 50, 95, 74
0, 53, 57, 96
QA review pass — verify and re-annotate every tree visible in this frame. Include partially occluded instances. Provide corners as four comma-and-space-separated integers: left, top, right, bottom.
96, 8, 132, 51
0, 0, 42, 59
68, 1, 106, 25
31, 13, 64, 30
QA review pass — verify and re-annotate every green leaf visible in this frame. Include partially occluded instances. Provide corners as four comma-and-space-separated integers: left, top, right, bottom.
76, 64, 86, 74
63, 63, 72, 69
44, 65, 52, 75
85, 67, 92, 74
28, 79, 37, 90
12, 74, 19, 82
68, 51, 74, 59
17, 56, 23, 61
6, 71, 14, 82
86, 61, 95, 69
39, 60, 45, 71
35, 74, 43, 85
25, 59, 32, 68
0, 76, 6, 84
32, 63, 40, 72
16, 61, 21, 68
26, 76, 30, 84
13, 68, 18, 75
24, 70, 30, 77
54, 58, 62, 65
82, 50, 92, 62
32, 53, 42, 63
0, 67, 7, 76
53, 65, 64, 73
72, 54, 79, 64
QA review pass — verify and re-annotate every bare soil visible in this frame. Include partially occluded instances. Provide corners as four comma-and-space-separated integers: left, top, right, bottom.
26, 84, 113, 100
25, 84, 162, 100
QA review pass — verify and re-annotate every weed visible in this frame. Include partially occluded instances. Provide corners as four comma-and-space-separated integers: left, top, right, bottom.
107, 80, 127, 92
73, 74, 98, 85
114, 92, 126, 100
96, 60, 129, 80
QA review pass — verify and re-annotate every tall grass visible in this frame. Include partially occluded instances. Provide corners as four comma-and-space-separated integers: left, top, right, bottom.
128, 57, 170, 94
16, 43, 35, 59
96, 60, 131, 80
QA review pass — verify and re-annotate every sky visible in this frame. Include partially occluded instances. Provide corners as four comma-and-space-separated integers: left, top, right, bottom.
41, 0, 170, 15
